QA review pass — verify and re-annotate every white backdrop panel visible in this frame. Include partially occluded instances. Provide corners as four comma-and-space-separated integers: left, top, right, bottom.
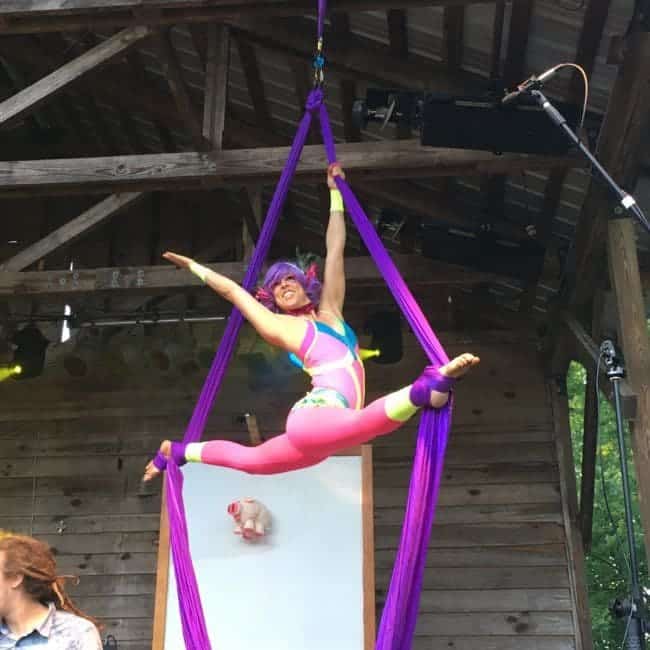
163, 456, 365, 650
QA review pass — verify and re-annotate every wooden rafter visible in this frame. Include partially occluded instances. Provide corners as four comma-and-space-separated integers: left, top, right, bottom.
488, 1, 505, 78
288, 58, 319, 143
518, 0, 613, 313
0, 255, 500, 298
0, 1, 494, 35
0, 26, 152, 129
387, 9, 408, 59
443, 6, 464, 72
233, 33, 272, 130
502, 0, 533, 88
203, 23, 230, 149
572, 32, 650, 307
0, 52, 50, 135
0, 193, 146, 271
241, 187, 261, 261
0, 143, 583, 197
331, 10, 360, 144
154, 27, 208, 150
229, 16, 481, 95
0, 37, 189, 133
330, 11, 351, 36
568, 0, 613, 100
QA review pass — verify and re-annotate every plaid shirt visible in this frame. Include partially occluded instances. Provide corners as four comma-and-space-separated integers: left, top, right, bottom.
0, 603, 102, 649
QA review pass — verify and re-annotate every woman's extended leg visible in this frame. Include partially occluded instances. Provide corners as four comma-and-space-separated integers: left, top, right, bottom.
142, 353, 479, 480
185, 435, 326, 474
142, 435, 326, 479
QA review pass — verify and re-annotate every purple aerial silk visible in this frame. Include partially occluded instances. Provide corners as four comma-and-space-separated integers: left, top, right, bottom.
161, 6, 453, 648
163, 94, 321, 650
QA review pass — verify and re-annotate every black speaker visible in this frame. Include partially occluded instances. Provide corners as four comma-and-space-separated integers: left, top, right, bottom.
364, 311, 403, 364
421, 226, 545, 281
421, 94, 581, 155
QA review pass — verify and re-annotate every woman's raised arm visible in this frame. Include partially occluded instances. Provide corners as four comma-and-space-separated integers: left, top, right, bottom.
318, 164, 346, 317
163, 252, 305, 352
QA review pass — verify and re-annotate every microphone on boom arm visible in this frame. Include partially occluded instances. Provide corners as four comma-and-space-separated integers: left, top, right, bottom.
501, 66, 560, 105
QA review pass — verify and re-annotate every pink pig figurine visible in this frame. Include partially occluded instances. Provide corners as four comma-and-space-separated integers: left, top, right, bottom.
227, 498, 271, 540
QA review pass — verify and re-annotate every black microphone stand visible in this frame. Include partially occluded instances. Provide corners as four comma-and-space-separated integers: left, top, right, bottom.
601, 340, 647, 650
518, 85, 650, 235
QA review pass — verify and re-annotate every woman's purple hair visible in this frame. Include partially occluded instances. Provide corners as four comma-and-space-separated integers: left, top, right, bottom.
255, 260, 321, 312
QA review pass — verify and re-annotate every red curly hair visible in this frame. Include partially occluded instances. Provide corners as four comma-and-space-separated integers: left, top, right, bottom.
0, 532, 101, 629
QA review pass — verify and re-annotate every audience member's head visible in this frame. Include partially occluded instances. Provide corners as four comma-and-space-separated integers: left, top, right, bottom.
0, 532, 102, 648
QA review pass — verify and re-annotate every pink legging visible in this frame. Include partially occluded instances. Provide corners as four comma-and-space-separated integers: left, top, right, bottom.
195, 394, 410, 475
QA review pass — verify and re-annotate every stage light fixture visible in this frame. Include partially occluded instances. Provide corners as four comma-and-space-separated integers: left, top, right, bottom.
11, 324, 49, 379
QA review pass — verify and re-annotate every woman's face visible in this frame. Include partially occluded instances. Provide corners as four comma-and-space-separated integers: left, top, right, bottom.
272, 274, 310, 313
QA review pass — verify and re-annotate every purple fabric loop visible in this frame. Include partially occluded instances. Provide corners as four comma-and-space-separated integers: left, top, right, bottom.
306, 87, 324, 112
152, 451, 168, 471
161, 5, 452, 647
409, 366, 455, 407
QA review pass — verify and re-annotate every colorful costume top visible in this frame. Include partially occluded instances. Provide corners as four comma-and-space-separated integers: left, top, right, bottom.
291, 318, 365, 410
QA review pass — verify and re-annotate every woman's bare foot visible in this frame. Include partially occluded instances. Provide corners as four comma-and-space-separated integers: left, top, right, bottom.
430, 353, 480, 408
142, 440, 171, 482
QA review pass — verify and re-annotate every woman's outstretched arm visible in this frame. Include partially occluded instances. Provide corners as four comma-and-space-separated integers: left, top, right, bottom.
162, 252, 306, 352
319, 164, 346, 317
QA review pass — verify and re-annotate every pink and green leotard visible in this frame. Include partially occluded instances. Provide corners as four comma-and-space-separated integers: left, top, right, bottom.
158, 318, 454, 475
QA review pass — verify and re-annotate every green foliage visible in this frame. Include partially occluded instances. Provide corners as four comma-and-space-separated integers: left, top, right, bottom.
568, 360, 648, 649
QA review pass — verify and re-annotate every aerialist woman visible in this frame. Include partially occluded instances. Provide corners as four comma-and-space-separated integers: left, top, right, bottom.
142, 164, 479, 481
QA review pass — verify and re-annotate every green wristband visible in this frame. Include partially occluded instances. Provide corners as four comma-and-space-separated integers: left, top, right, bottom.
189, 261, 209, 283
330, 189, 344, 213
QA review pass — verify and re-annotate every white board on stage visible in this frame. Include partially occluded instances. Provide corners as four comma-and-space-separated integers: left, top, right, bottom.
153, 446, 375, 650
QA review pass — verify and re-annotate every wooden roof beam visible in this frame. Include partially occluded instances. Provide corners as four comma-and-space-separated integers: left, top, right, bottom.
154, 27, 209, 150
228, 16, 482, 95
0, 1, 494, 35
0, 143, 583, 197
387, 10, 409, 59
203, 24, 230, 149
233, 33, 273, 131
0, 255, 499, 298
0, 26, 152, 129
330, 11, 361, 144
443, 6, 464, 72
0, 193, 146, 271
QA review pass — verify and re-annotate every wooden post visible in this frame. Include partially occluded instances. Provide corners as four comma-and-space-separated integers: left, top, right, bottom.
550, 376, 594, 650
579, 366, 599, 552
244, 413, 263, 445
607, 216, 650, 563
572, 31, 650, 307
